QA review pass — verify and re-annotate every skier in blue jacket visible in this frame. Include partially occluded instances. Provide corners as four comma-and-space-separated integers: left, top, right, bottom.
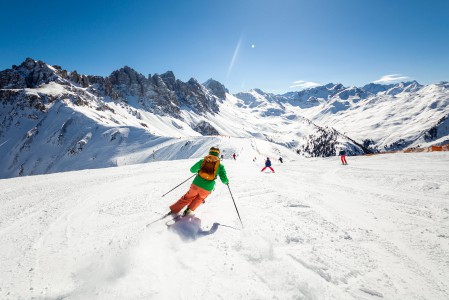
261, 157, 275, 173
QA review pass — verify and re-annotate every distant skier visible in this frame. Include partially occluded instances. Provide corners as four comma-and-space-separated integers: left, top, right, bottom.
168, 147, 229, 216
339, 149, 348, 165
253, 157, 257, 162
261, 157, 275, 173
279, 157, 283, 163
232, 153, 236, 160
220, 154, 224, 160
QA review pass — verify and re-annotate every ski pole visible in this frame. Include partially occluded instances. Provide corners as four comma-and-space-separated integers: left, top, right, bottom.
162, 174, 196, 197
227, 184, 243, 228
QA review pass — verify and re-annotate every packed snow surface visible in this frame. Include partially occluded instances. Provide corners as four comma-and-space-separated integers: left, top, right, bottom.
1, 151, 449, 299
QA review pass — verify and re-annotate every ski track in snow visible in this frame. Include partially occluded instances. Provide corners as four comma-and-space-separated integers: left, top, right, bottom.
0, 152, 449, 299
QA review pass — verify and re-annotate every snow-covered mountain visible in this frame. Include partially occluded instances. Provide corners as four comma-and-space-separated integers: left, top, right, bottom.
294, 81, 449, 151
0, 59, 366, 179
240, 81, 449, 152
1, 58, 448, 179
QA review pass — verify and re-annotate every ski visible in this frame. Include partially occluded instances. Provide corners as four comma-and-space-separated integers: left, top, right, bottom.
146, 212, 172, 227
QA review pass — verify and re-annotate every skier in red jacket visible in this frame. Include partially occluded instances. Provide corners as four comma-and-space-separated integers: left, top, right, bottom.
339, 149, 348, 165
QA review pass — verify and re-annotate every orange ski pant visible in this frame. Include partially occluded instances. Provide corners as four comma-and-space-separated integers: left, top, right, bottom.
340, 155, 347, 164
169, 184, 211, 214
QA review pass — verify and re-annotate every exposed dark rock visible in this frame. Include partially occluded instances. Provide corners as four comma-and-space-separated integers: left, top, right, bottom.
423, 114, 449, 142
1, 59, 220, 119
0, 58, 64, 89
296, 127, 367, 157
204, 79, 228, 100
384, 139, 413, 151
69, 71, 90, 87
159, 71, 177, 90
176, 78, 219, 115
296, 127, 340, 157
193, 120, 219, 136
148, 73, 180, 115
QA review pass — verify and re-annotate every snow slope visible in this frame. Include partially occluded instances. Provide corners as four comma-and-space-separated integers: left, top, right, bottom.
1, 150, 448, 299
0, 77, 303, 179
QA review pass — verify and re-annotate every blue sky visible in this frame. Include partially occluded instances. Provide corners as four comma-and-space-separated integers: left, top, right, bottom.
1, 0, 448, 93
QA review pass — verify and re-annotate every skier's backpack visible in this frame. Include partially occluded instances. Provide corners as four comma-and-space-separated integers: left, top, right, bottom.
198, 155, 220, 181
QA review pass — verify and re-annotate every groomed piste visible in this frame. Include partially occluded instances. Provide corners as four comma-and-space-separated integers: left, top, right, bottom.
1, 147, 448, 299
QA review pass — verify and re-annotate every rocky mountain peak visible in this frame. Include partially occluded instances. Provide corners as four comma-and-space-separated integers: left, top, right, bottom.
253, 88, 265, 95
21, 57, 39, 68
323, 83, 344, 91
203, 79, 228, 100
149, 72, 175, 90
1, 58, 221, 118
385, 80, 423, 96
157, 71, 176, 90
109, 66, 146, 86
0, 58, 63, 89
175, 77, 219, 114
187, 77, 200, 86
402, 80, 422, 92
362, 82, 393, 94
160, 71, 176, 81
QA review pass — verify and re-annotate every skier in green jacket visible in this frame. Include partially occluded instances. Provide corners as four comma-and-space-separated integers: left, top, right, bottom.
169, 147, 229, 216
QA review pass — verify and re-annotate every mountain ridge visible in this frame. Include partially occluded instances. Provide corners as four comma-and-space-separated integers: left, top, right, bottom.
1, 58, 448, 179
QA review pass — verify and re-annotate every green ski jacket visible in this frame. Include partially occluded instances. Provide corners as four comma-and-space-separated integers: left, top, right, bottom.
190, 159, 228, 191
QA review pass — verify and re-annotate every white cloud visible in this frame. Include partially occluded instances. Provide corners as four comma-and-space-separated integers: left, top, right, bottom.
290, 80, 321, 90
373, 74, 410, 84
